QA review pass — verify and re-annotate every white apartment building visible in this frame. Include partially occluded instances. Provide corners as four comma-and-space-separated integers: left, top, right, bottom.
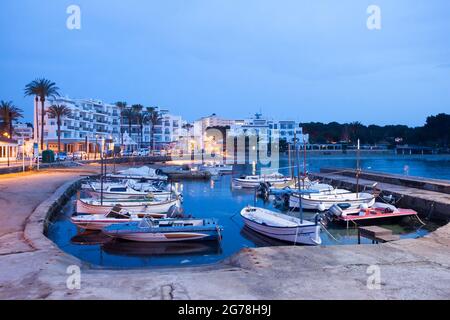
43, 97, 121, 153
13, 123, 33, 141
120, 108, 185, 151
229, 113, 309, 144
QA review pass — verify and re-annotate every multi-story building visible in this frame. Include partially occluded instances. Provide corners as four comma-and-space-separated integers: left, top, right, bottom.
43, 97, 121, 153
120, 108, 185, 151
229, 113, 309, 144
13, 123, 33, 141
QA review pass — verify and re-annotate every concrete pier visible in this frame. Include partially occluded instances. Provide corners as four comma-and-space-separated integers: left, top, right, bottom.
310, 168, 450, 221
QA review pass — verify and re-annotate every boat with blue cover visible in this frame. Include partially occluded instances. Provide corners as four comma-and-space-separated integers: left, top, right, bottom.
102, 217, 223, 242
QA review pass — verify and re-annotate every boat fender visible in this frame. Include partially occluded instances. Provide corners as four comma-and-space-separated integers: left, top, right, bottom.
360, 203, 369, 211
317, 203, 326, 212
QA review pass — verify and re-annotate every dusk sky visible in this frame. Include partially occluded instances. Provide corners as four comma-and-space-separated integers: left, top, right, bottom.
0, 0, 449, 126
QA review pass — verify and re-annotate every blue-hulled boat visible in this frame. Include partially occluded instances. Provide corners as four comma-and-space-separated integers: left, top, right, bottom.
102, 217, 223, 242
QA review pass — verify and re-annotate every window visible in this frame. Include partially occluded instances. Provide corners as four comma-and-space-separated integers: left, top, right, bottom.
110, 187, 127, 192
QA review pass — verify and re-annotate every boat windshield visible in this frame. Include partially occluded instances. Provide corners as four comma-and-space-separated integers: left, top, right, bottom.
138, 218, 155, 228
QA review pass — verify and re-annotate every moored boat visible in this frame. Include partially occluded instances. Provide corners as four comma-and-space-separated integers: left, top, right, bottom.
326, 202, 419, 227
75, 196, 180, 215
289, 191, 375, 211
240, 206, 322, 245
233, 173, 292, 188
102, 217, 223, 242
106, 166, 167, 181
71, 205, 168, 230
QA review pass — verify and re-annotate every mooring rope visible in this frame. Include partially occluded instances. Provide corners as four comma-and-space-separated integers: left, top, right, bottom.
320, 221, 340, 243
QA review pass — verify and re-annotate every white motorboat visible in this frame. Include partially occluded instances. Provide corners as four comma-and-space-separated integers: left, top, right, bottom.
75, 196, 180, 215
289, 191, 375, 211
106, 166, 167, 181
233, 173, 292, 188
240, 206, 321, 245
70, 205, 168, 230
200, 163, 233, 174
82, 182, 174, 201
103, 217, 223, 242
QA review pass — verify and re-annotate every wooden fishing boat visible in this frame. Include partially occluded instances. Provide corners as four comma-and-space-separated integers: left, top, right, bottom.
289, 191, 375, 211
106, 166, 167, 181
102, 217, 223, 242
71, 205, 168, 230
233, 173, 292, 188
240, 206, 322, 245
75, 196, 180, 215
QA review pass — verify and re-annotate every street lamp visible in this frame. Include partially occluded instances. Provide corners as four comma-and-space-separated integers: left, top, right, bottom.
3, 132, 10, 167
94, 134, 98, 160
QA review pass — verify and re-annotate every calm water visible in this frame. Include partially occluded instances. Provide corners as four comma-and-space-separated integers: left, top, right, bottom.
47, 154, 449, 268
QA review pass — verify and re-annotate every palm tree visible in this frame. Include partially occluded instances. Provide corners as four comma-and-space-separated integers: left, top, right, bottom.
132, 104, 146, 148
0, 101, 23, 137
121, 107, 136, 141
115, 101, 127, 146
146, 107, 162, 151
46, 104, 72, 153
24, 78, 60, 150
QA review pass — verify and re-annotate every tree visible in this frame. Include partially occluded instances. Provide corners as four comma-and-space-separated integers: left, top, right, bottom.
46, 104, 72, 153
0, 101, 23, 137
25, 78, 60, 150
114, 101, 127, 146
132, 104, 146, 148
146, 107, 162, 151
121, 107, 136, 143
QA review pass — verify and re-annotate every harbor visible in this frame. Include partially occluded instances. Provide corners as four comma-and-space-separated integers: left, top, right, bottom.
0, 153, 449, 299
1, 1, 450, 303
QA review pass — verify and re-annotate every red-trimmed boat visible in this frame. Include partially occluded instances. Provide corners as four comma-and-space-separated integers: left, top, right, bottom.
326, 202, 418, 228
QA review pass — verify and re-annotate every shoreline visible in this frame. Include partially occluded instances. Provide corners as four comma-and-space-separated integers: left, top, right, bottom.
0, 165, 449, 299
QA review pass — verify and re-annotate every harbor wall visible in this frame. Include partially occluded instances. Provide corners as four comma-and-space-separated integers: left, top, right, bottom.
320, 168, 450, 195
309, 172, 450, 222
24, 178, 83, 251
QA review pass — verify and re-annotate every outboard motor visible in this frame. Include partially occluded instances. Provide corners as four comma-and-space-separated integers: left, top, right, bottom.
329, 204, 343, 217
167, 204, 184, 218
257, 182, 270, 199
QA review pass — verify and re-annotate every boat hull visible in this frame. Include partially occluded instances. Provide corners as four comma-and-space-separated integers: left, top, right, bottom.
241, 216, 321, 245
70, 213, 167, 230
105, 231, 220, 242
75, 198, 179, 215
85, 190, 172, 201
233, 178, 292, 188
289, 193, 375, 211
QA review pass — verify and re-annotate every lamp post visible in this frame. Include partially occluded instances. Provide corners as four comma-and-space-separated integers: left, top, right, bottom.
3, 133, 10, 167
94, 134, 98, 160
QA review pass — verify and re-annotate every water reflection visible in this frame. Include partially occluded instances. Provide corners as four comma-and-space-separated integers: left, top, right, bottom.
102, 240, 222, 257
240, 226, 287, 247
70, 231, 112, 245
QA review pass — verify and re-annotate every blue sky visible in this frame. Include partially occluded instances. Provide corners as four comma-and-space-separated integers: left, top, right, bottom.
0, 0, 449, 126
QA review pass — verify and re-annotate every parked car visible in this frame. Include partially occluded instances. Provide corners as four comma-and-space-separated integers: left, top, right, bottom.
56, 152, 68, 161
121, 150, 132, 157
72, 151, 87, 160
137, 148, 150, 156
34, 154, 42, 163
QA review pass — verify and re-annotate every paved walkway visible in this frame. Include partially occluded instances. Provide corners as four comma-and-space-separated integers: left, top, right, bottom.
0, 167, 98, 255
0, 167, 449, 299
